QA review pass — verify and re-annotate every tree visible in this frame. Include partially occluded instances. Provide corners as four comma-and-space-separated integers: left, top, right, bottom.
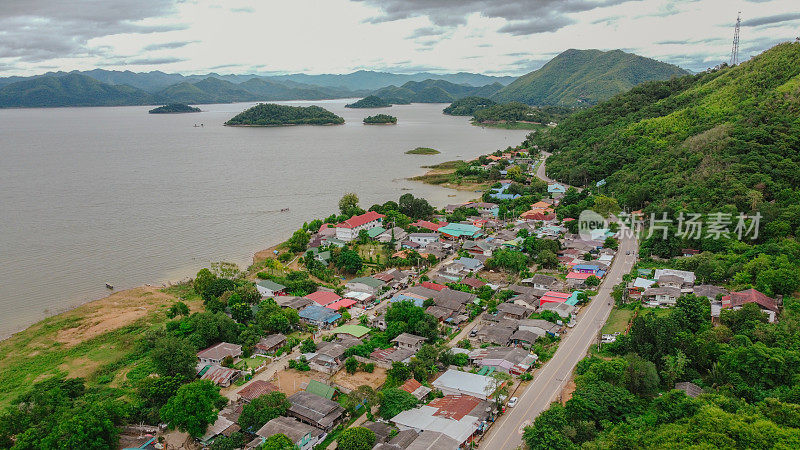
151, 336, 197, 379
624, 353, 660, 398
300, 338, 317, 353
379, 388, 418, 419
585, 275, 600, 287
160, 381, 226, 438
339, 193, 360, 215
661, 350, 689, 388
38, 406, 119, 450
194, 268, 217, 300
345, 356, 359, 374
386, 362, 411, 385
604, 236, 619, 250
236, 282, 262, 304
335, 249, 363, 274
167, 301, 190, 318
261, 433, 295, 449
238, 392, 291, 431
287, 229, 310, 253
211, 261, 242, 280
338, 427, 376, 450
230, 302, 254, 324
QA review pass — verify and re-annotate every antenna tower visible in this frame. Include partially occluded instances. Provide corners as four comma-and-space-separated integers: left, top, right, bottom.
730, 12, 741, 66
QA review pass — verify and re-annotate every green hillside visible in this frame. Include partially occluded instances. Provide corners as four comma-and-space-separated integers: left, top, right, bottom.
0, 73, 154, 107
225, 103, 344, 126
493, 49, 688, 106
539, 42, 800, 213
370, 79, 503, 105
345, 95, 391, 108
443, 96, 496, 115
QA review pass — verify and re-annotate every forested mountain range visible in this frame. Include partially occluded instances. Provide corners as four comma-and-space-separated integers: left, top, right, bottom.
493, 48, 688, 106
370, 79, 505, 105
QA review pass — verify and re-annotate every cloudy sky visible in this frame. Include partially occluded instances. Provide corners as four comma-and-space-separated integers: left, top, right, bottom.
1, 0, 798, 76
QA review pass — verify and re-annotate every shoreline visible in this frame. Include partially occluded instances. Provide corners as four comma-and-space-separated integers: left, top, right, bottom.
0, 180, 479, 344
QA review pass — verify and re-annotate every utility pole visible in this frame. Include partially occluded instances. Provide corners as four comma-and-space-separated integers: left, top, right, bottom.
730, 12, 741, 66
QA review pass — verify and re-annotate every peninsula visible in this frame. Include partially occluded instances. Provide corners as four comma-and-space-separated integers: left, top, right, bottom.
148, 103, 201, 114
224, 103, 344, 126
363, 114, 397, 124
345, 95, 391, 108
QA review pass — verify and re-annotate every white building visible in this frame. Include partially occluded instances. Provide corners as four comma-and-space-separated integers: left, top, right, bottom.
408, 232, 440, 246
335, 211, 385, 242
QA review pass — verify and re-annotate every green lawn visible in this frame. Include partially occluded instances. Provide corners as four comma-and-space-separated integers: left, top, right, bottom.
601, 308, 635, 334
235, 355, 269, 370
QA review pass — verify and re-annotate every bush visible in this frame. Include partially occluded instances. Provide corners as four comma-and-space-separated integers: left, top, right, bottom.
288, 356, 310, 371
363, 363, 375, 373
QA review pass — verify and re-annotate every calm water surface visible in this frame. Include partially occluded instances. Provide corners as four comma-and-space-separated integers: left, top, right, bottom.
0, 100, 528, 338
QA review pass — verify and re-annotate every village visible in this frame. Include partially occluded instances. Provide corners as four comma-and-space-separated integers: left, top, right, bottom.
122, 148, 785, 450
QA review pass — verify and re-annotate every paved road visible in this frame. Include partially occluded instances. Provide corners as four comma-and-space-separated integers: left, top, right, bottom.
479, 152, 635, 449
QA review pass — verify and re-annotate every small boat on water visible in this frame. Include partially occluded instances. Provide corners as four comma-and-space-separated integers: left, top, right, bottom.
280, 208, 290, 212
105, 283, 114, 290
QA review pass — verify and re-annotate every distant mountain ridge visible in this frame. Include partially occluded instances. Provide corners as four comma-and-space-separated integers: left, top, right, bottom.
0, 69, 517, 108
493, 49, 688, 106
370, 79, 504, 104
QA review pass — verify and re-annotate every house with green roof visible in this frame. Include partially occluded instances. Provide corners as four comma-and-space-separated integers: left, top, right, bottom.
345, 276, 386, 294
367, 226, 386, 239
256, 280, 286, 298
305, 379, 337, 400
438, 223, 481, 239
306, 247, 331, 265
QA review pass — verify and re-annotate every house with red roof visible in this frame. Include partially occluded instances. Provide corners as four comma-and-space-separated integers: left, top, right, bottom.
305, 290, 342, 307
421, 281, 447, 291
412, 220, 447, 232
335, 211, 385, 242
721, 288, 780, 322
325, 298, 357, 311
539, 291, 571, 305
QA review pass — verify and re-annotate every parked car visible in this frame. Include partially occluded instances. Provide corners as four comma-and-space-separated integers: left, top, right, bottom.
469, 329, 478, 337
507, 397, 518, 407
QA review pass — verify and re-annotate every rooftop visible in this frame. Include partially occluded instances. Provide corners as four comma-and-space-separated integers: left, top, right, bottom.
337, 211, 385, 229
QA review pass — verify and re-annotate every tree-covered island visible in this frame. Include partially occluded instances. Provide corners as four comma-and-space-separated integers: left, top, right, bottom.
363, 114, 397, 124
148, 103, 201, 114
224, 103, 344, 126
345, 95, 392, 108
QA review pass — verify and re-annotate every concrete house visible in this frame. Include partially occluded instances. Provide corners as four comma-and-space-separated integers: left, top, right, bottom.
391, 332, 427, 351
255, 416, 326, 450
408, 232, 440, 246
335, 211, 385, 242
344, 276, 386, 294
256, 280, 286, 298
287, 391, 345, 431
197, 342, 242, 365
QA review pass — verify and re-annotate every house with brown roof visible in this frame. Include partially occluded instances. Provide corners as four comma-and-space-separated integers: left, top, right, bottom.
287, 391, 345, 431
200, 365, 240, 387
197, 342, 242, 365
400, 378, 433, 400
255, 416, 326, 450
237, 380, 279, 403
392, 333, 427, 351
720, 288, 780, 322
496, 302, 532, 320
254, 334, 286, 355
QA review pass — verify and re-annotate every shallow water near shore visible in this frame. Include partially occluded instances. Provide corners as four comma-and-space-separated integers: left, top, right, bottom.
0, 99, 528, 338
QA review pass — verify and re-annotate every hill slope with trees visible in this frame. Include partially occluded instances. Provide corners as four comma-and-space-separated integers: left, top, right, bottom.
493, 48, 688, 106
225, 103, 345, 126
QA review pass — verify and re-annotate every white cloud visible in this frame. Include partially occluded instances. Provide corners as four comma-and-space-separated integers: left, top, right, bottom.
0, 0, 798, 76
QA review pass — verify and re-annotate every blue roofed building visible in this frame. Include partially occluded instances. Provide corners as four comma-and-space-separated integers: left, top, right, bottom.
438, 223, 481, 239
547, 183, 566, 194
299, 305, 341, 328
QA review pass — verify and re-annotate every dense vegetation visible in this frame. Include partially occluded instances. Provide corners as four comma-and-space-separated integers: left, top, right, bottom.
442, 96, 496, 115
225, 103, 345, 126
493, 48, 687, 106
405, 147, 439, 155
0, 73, 156, 107
345, 95, 391, 108
148, 103, 201, 114
363, 114, 397, 124
472, 102, 573, 126
524, 295, 800, 449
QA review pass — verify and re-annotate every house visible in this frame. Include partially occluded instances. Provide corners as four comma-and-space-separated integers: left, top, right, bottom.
566, 271, 595, 287
465, 202, 499, 217
692, 285, 728, 301
370, 313, 386, 331
461, 277, 486, 289
237, 380, 279, 403
518, 319, 561, 337
520, 209, 556, 221
390, 406, 480, 448
308, 341, 348, 373
371, 347, 416, 364
256, 280, 286, 298
255, 416, 326, 450
373, 268, 412, 287
547, 183, 566, 195
400, 378, 433, 400
526, 274, 560, 291
654, 269, 696, 285
362, 421, 393, 445
330, 324, 371, 339
496, 302, 531, 320
674, 381, 704, 398
377, 226, 409, 244
469, 347, 537, 374
682, 248, 701, 257
438, 223, 481, 240
475, 323, 514, 346
305, 290, 342, 307
510, 329, 540, 347
401, 240, 421, 250
572, 264, 603, 274
200, 415, 239, 445
451, 257, 483, 273
324, 298, 357, 311
343, 291, 374, 307
200, 365, 240, 387
412, 220, 446, 232
373, 429, 419, 450
305, 380, 337, 400
538, 301, 575, 319
335, 211, 386, 242
366, 226, 387, 240
461, 240, 493, 257
306, 248, 331, 265
539, 291, 571, 305
721, 289, 780, 322
197, 342, 242, 365
421, 281, 447, 291
628, 277, 656, 297
298, 305, 341, 328
409, 233, 440, 246
392, 333, 428, 351
254, 334, 286, 355
642, 287, 681, 306
287, 391, 346, 430
276, 296, 313, 310
432, 369, 497, 400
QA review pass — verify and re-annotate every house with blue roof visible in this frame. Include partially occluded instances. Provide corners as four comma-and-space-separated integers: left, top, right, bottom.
389, 293, 426, 307
299, 305, 341, 328
438, 223, 481, 239
547, 183, 566, 195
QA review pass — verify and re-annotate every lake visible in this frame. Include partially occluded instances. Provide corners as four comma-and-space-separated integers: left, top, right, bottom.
0, 100, 528, 338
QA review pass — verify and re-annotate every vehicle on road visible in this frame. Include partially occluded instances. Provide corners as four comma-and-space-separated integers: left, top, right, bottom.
626, 251, 631, 255
469, 329, 478, 337
507, 397, 518, 408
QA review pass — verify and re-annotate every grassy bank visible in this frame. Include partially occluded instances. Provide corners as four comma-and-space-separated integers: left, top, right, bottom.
410, 159, 491, 192
0, 284, 199, 407
405, 147, 440, 155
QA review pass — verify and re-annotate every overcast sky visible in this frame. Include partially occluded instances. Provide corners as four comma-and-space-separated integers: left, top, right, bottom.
1, 0, 798, 76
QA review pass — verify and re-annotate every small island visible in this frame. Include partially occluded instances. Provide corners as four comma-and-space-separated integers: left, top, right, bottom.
471, 102, 571, 129
225, 103, 345, 126
148, 103, 201, 114
405, 147, 440, 155
363, 114, 397, 125
345, 95, 391, 108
